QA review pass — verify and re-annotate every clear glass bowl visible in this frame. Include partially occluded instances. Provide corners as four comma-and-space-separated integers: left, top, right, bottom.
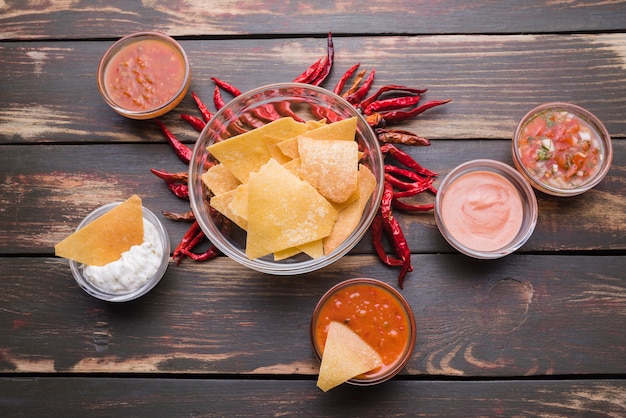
512, 102, 612, 196
310, 278, 416, 386
188, 83, 384, 275
97, 31, 191, 120
435, 159, 538, 259
69, 202, 170, 302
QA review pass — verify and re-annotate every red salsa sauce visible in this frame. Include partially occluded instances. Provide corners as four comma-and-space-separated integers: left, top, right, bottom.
517, 109, 604, 190
313, 281, 412, 378
104, 39, 185, 111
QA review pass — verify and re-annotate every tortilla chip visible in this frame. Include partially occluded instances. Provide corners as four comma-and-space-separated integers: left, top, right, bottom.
298, 136, 359, 203
55, 195, 144, 266
323, 165, 376, 254
303, 116, 357, 141
306, 118, 327, 130
246, 159, 338, 259
317, 321, 383, 392
264, 135, 292, 165
207, 117, 308, 183
276, 137, 300, 159
210, 189, 248, 231
201, 164, 241, 196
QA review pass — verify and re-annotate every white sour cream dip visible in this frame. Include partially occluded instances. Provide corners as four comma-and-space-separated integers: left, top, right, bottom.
82, 218, 163, 294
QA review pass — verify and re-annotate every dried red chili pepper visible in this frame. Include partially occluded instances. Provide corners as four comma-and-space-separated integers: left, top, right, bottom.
167, 183, 189, 200
293, 56, 324, 84
155, 120, 192, 164
181, 113, 206, 132
292, 32, 334, 85
376, 128, 430, 146
211, 77, 242, 97
371, 215, 404, 267
344, 69, 375, 105
182, 244, 220, 261
359, 85, 428, 110
311, 32, 334, 86
379, 181, 413, 288
173, 221, 202, 264
275, 101, 305, 122
191, 92, 213, 122
343, 69, 367, 97
364, 95, 421, 115
392, 179, 433, 199
334, 63, 360, 95
384, 172, 421, 191
150, 168, 189, 199
381, 144, 438, 177
379, 99, 451, 123
150, 168, 188, 183
162, 210, 195, 222
392, 200, 434, 212
213, 85, 226, 110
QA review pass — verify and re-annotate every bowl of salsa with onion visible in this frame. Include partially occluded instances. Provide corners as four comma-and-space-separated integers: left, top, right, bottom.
512, 102, 612, 196
97, 31, 190, 120
311, 278, 416, 386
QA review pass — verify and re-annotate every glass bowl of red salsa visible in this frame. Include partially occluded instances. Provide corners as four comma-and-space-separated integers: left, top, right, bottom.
97, 31, 191, 120
512, 102, 612, 197
310, 278, 416, 386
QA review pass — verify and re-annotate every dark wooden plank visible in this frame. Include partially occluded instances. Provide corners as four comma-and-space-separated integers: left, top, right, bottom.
1, 255, 624, 376
1, 377, 625, 417
1, 34, 626, 145
1, 139, 625, 255
1, 1, 626, 40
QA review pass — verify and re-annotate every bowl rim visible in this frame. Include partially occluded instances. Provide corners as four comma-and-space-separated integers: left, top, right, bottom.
96, 30, 191, 120
434, 158, 538, 259
188, 82, 384, 275
512, 101, 613, 197
68, 201, 170, 302
310, 277, 417, 386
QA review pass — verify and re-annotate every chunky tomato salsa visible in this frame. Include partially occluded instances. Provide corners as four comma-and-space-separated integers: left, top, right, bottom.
517, 109, 604, 190
104, 39, 185, 111
313, 281, 412, 378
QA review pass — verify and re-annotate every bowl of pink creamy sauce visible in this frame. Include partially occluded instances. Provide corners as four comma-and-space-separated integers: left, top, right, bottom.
435, 159, 538, 259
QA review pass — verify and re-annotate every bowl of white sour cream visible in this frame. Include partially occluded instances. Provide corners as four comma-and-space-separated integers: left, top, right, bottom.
69, 202, 170, 302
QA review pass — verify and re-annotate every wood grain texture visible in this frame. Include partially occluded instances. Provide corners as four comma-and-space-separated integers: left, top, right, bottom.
1, 377, 625, 417
1, 139, 624, 254
1, 34, 626, 145
1, 1, 626, 40
1, 255, 624, 376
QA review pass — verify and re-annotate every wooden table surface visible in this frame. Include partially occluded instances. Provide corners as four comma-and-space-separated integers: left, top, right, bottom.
1, 2, 626, 416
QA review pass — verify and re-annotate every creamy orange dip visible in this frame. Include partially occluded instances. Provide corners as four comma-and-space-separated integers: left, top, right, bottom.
440, 171, 523, 252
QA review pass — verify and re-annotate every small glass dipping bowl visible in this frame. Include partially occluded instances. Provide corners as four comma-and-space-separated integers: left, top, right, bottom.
188, 83, 384, 275
512, 102, 612, 196
310, 278, 416, 386
435, 159, 538, 259
69, 202, 170, 302
97, 31, 190, 120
